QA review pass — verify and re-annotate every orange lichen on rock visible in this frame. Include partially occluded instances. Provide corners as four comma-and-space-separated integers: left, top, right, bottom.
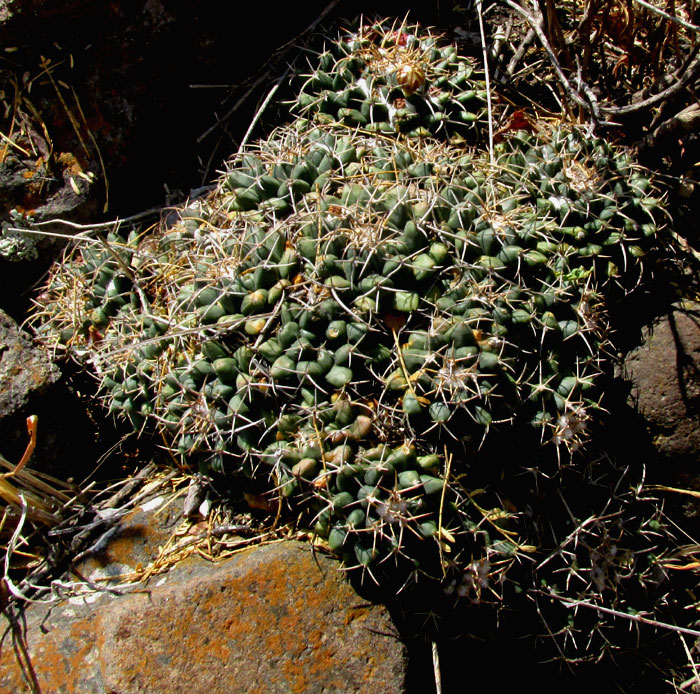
0, 604, 104, 693
0, 541, 405, 694
56, 150, 85, 176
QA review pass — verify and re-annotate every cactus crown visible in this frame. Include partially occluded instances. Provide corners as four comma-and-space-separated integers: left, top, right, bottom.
294, 19, 487, 140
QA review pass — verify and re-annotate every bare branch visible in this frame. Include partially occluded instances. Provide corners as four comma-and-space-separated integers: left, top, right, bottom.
550, 592, 700, 639
601, 48, 700, 116
631, 0, 700, 33
502, 0, 600, 121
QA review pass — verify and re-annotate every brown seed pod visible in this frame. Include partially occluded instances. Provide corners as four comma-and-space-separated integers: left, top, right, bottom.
396, 63, 426, 93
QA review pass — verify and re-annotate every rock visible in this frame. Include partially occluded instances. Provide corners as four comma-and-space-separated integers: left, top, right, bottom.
0, 308, 59, 418
0, 541, 406, 694
623, 300, 700, 460
73, 491, 184, 582
0, 308, 114, 476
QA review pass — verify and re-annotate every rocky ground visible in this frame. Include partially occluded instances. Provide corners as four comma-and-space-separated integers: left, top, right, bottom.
3, 1, 700, 692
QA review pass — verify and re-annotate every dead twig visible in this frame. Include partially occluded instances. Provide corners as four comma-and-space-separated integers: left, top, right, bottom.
502, 0, 600, 122
432, 640, 442, 694
631, 0, 700, 33
644, 102, 700, 150
505, 27, 536, 77
601, 47, 700, 116
476, 0, 495, 163
550, 592, 700, 639
237, 67, 290, 154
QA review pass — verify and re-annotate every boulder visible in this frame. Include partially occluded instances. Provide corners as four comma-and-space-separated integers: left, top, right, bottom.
623, 300, 700, 460
0, 541, 407, 694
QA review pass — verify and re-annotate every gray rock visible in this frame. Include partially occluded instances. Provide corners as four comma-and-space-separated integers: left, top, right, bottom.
623, 300, 700, 459
0, 308, 59, 418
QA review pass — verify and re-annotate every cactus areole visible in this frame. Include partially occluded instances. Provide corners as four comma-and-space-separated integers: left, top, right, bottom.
34, 20, 664, 585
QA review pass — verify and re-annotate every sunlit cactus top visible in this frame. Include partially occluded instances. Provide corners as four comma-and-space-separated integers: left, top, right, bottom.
295, 20, 488, 139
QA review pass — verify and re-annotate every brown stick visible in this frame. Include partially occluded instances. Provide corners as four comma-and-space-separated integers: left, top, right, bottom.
503, 0, 600, 120
601, 47, 700, 115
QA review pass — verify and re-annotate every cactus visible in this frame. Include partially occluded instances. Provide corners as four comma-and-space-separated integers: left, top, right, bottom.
294, 19, 488, 140
32, 20, 665, 584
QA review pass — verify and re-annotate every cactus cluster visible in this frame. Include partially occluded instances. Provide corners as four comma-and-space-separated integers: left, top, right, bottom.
32, 20, 664, 582
295, 21, 487, 139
